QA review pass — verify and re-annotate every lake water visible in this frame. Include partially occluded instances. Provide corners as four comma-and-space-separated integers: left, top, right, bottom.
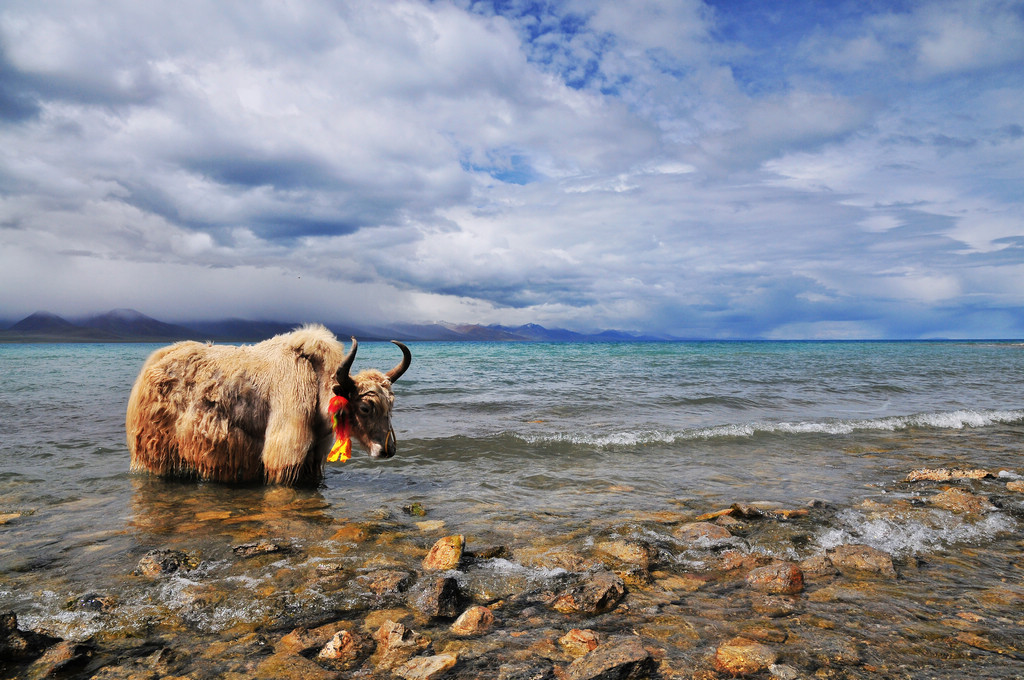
1, 340, 1023, 677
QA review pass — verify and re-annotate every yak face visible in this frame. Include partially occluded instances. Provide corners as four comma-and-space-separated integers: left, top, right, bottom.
334, 339, 411, 460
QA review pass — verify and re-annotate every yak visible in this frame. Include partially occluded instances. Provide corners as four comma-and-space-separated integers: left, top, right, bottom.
126, 325, 411, 486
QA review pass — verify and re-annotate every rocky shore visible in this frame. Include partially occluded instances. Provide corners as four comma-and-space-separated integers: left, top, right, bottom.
2, 468, 1023, 679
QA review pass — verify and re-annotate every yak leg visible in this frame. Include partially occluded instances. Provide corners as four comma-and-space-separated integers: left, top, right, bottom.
262, 410, 317, 485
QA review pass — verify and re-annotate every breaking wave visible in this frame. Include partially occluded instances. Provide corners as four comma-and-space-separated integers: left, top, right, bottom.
514, 408, 1024, 449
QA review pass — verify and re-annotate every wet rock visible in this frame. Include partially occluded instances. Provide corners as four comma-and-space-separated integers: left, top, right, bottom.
558, 629, 600, 658
371, 620, 432, 671
0, 612, 59, 662
595, 540, 654, 569
316, 630, 373, 670
331, 523, 371, 543
745, 561, 804, 595
549, 570, 626, 616
25, 640, 93, 680
416, 520, 446, 532
750, 594, 798, 618
718, 550, 772, 572
655, 573, 707, 592
423, 535, 465, 572
404, 502, 428, 516
232, 540, 288, 557
451, 606, 495, 636
768, 663, 802, 680
254, 651, 341, 680
412, 575, 463, 618
133, 549, 198, 576
730, 503, 766, 519
929, 487, 997, 514
798, 553, 839, 576
1007, 480, 1024, 493
394, 652, 458, 680
69, 592, 116, 612
905, 468, 993, 482
673, 522, 732, 546
277, 620, 355, 656
498, 661, 556, 680
515, 546, 601, 573
825, 544, 897, 578
0, 512, 20, 525
564, 636, 655, 680
713, 637, 778, 677
364, 569, 414, 596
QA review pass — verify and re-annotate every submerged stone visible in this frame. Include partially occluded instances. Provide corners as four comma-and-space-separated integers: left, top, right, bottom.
558, 629, 600, 658
673, 522, 732, 546
413, 575, 463, 618
371, 620, 432, 671
232, 540, 288, 557
745, 561, 804, 595
929, 487, 997, 514
549, 570, 626, 616
394, 652, 458, 680
564, 636, 655, 680
713, 637, 778, 677
133, 549, 198, 576
825, 544, 897, 579
905, 468, 993, 482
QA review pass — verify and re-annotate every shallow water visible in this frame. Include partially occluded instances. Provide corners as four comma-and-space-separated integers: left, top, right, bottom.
1, 340, 1023, 677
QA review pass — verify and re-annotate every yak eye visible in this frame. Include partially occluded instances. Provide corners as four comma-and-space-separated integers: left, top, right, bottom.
358, 401, 373, 415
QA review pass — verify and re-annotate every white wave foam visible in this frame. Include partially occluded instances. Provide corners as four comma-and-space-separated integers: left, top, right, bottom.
815, 508, 1018, 558
514, 408, 1024, 448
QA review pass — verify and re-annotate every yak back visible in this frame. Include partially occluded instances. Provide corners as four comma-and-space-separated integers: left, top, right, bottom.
126, 325, 346, 484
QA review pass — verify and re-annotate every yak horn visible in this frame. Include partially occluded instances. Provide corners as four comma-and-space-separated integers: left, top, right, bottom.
386, 341, 412, 383
333, 337, 358, 395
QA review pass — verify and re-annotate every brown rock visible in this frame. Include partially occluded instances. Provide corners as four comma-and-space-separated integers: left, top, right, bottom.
713, 637, 778, 677
826, 544, 897, 578
558, 629, 600, 658
694, 508, 734, 522
564, 636, 655, 680
745, 561, 804, 595
413, 575, 463, 618
25, 640, 93, 679
372, 620, 431, 671
366, 569, 414, 595
133, 549, 197, 576
0, 513, 20, 525
929, 488, 997, 514
423, 535, 465, 571
549, 570, 626, 615
232, 540, 287, 557
904, 468, 993, 482
450, 606, 495, 636
394, 653, 458, 680
254, 652, 341, 680
316, 630, 372, 670
1007, 480, 1024, 493
595, 540, 654, 568
673, 522, 732, 545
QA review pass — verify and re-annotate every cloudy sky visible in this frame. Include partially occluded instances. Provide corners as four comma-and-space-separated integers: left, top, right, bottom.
1, 0, 1022, 338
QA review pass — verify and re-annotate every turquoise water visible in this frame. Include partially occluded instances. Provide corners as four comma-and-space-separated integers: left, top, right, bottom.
1, 340, 1023, 675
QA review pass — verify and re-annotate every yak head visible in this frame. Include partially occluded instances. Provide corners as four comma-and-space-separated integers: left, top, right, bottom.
333, 338, 411, 459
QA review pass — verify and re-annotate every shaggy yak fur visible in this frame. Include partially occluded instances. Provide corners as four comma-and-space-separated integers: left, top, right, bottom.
126, 325, 411, 486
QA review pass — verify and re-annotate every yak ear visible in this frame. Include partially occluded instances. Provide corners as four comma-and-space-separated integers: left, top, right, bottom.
333, 337, 358, 396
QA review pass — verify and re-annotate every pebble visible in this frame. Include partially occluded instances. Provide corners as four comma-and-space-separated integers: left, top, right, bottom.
929, 487, 997, 514
133, 549, 197, 576
825, 544, 897, 578
393, 652, 458, 680
904, 467, 993, 482
549, 570, 626, 616
371, 621, 431, 671
564, 636, 655, 680
673, 521, 732, 545
413, 575, 463, 618
713, 636, 779, 676
422, 535, 465, 571
450, 606, 496, 636
745, 561, 804, 595
558, 628, 600, 657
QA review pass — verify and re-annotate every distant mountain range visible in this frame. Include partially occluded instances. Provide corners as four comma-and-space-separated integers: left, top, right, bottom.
0, 309, 668, 343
